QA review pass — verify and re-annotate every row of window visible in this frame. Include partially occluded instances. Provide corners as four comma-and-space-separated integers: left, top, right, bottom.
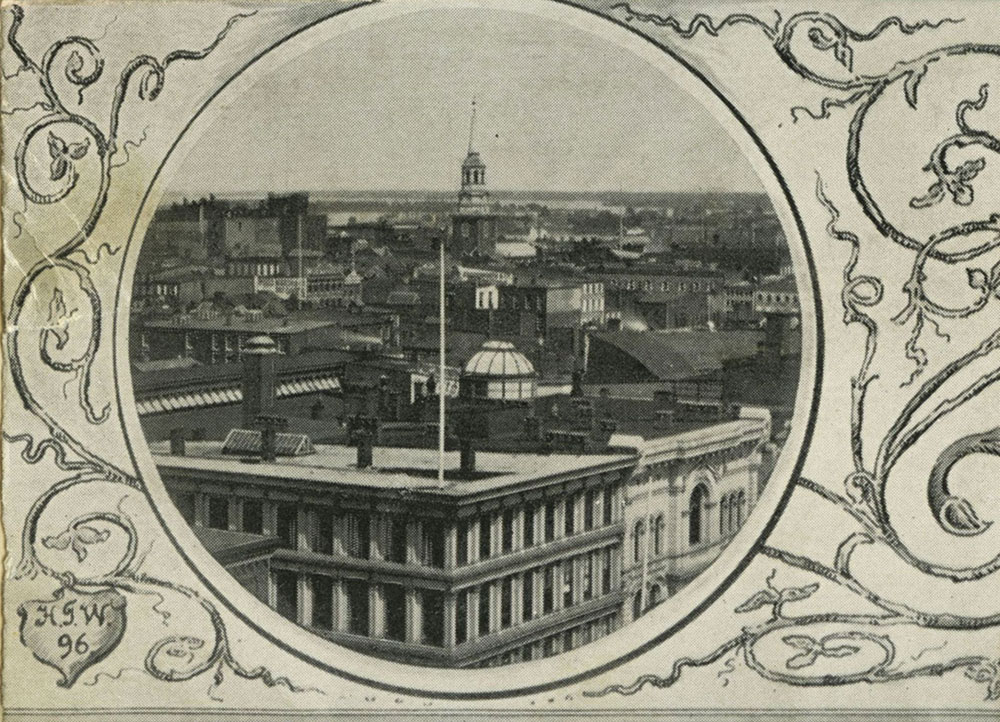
630, 483, 713, 559
475, 613, 618, 667
274, 574, 447, 647
632, 514, 667, 563
719, 490, 747, 537
606, 279, 717, 293
455, 487, 617, 566
455, 548, 614, 645
178, 494, 448, 568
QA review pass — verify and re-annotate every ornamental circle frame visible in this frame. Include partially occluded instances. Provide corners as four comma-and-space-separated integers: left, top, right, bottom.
111, 0, 822, 699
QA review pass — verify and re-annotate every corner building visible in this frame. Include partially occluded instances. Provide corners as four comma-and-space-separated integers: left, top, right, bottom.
154, 338, 772, 667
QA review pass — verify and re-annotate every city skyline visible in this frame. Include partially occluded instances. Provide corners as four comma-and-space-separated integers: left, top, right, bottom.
167, 7, 767, 196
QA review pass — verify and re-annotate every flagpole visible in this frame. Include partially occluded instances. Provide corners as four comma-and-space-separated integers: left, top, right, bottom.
438, 232, 446, 486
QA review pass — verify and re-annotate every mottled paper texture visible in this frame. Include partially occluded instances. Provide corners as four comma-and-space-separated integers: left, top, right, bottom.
2, 1, 999, 719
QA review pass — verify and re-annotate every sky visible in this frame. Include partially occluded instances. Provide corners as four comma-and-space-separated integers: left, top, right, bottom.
167, 7, 766, 195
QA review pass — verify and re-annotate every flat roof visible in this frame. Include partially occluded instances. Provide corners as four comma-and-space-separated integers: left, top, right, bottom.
152, 441, 634, 498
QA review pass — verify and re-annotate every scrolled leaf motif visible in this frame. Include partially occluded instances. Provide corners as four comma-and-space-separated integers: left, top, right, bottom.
928, 427, 1000, 537
42, 524, 111, 563
965, 659, 1000, 701
782, 634, 862, 670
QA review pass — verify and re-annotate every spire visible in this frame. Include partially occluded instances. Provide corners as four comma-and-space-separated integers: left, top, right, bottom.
467, 97, 477, 154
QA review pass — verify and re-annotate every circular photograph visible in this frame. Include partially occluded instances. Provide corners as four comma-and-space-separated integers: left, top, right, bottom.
125, 1, 811, 679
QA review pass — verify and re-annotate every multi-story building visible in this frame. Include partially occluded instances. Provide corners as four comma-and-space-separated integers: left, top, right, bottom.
150, 335, 772, 668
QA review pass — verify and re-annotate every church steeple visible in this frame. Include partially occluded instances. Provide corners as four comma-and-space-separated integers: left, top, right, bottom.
459, 99, 489, 208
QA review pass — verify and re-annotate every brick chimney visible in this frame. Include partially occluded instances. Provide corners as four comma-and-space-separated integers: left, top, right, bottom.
460, 438, 476, 475
169, 427, 186, 456
241, 335, 280, 429
347, 415, 377, 469
255, 414, 287, 463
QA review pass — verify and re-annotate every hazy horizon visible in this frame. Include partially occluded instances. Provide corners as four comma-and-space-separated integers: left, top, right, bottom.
167, 7, 768, 197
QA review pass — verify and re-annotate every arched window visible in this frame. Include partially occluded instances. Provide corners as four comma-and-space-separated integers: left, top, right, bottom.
649, 584, 662, 607
653, 515, 665, 556
632, 590, 643, 620
633, 520, 645, 563
719, 495, 729, 535
689, 484, 707, 545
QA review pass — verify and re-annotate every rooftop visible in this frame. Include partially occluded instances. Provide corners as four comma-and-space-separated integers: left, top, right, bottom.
142, 316, 339, 334
152, 440, 634, 499
589, 329, 763, 381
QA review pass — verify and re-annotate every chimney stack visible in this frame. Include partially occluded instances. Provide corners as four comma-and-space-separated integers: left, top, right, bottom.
255, 414, 287, 463
460, 438, 476, 475
169, 428, 186, 456
348, 415, 377, 469
241, 335, 280, 429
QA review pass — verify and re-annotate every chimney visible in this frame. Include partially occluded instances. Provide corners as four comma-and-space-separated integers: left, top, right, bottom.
348, 415, 377, 469
460, 438, 476, 475
241, 335, 280, 429
169, 428, 186, 456
255, 414, 287, 463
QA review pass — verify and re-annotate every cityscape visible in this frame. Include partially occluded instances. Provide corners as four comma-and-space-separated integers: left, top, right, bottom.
130, 15, 801, 667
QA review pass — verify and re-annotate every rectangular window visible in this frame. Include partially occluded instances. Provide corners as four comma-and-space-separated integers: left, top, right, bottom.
344, 513, 370, 559
345, 580, 369, 636
313, 509, 333, 555
500, 577, 512, 629
276, 504, 297, 549
207, 495, 229, 530
274, 570, 297, 622
384, 584, 406, 641
544, 501, 556, 542
479, 515, 491, 560
543, 566, 554, 614
423, 518, 445, 568
563, 563, 574, 608
242, 499, 263, 534
523, 506, 535, 548
478, 586, 490, 636
602, 548, 613, 594
502, 509, 514, 554
563, 629, 574, 653
456, 590, 468, 644
583, 553, 594, 601
522, 570, 534, 620
564, 497, 575, 536
311, 575, 332, 629
423, 590, 445, 647
456, 519, 469, 566
603, 487, 614, 526
584, 490, 596, 531
387, 516, 407, 564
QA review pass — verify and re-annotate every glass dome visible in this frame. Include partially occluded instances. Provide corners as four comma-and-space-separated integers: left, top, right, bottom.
461, 340, 537, 401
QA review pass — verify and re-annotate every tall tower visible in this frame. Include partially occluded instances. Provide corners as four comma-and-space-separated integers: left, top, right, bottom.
452, 99, 498, 256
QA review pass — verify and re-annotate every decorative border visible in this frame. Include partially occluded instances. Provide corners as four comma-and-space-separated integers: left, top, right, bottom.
5, 0, 997, 708
4, 4, 321, 698
587, 4, 1000, 701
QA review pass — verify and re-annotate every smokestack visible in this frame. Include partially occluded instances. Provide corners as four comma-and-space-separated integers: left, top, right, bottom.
169, 428, 186, 456
241, 335, 280, 429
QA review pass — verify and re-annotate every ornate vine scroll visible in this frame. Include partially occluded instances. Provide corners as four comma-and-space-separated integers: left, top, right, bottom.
588, 5, 1000, 700
3, 5, 317, 698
